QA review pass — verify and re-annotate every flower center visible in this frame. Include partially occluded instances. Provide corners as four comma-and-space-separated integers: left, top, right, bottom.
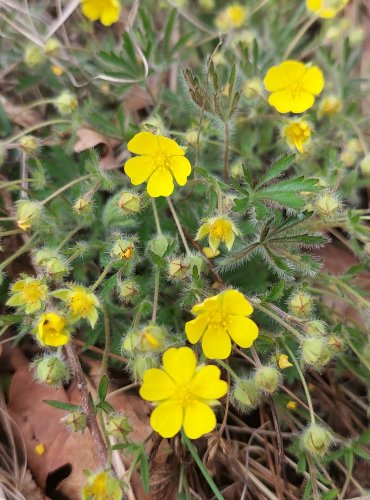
210, 220, 232, 240
23, 283, 43, 303
154, 152, 171, 170
175, 385, 195, 406
288, 80, 304, 98
209, 311, 230, 328
70, 292, 92, 316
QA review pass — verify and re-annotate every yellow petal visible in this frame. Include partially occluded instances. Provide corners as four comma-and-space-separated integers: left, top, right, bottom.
170, 156, 191, 186
209, 234, 221, 253
202, 327, 231, 359
124, 156, 155, 185
224, 230, 235, 251
268, 90, 295, 114
146, 168, 174, 197
278, 354, 293, 369
127, 131, 160, 155
306, 0, 321, 11
222, 290, 253, 316
158, 136, 185, 156
192, 295, 220, 315
185, 314, 209, 344
183, 401, 216, 439
81, 0, 101, 21
195, 223, 211, 241
100, 4, 120, 26
150, 401, 183, 438
301, 66, 324, 95
163, 347, 196, 384
227, 315, 259, 348
291, 92, 315, 114
264, 61, 306, 92
139, 368, 176, 401
190, 365, 228, 399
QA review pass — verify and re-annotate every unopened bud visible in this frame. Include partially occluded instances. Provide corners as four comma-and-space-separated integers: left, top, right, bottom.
147, 234, 169, 258
302, 424, 333, 457
360, 154, 370, 177
16, 200, 41, 231
73, 197, 92, 214
168, 256, 190, 280
187, 253, 204, 275
289, 292, 313, 318
34, 355, 70, 387
82, 471, 122, 500
117, 279, 140, 303
43, 37, 61, 56
111, 238, 135, 261
328, 335, 344, 352
315, 194, 340, 217
302, 337, 331, 366
254, 366, 280, 394
130, 353, 159, 381
35, 248, 69, 277
199, 0, 215, 10
107, 414, 132, 439
340, 150, 357, 168
122, 325, 167, 353
118, 191, 141, 215
243, 78, 263, 99
348, 26, 364, 46
306, 320, 327, 336
24, 45, 44, 67
19, 135, 39, 155
55, 91, 78, 115
232, 378, 259, 411
63, 411, 88, 432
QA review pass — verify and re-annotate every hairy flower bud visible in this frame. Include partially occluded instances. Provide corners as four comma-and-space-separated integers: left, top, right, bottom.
129, 352, 159, 381
43, 37, 61, 56
111, 238, 135, 261
63, 411, 88, 432
306, 320, 327, 336
82, 471, 122, 500
302, 424, 333, 457
24, 45, 44, 67
147, 234, 169, 258
243, 78, 263, 99
232, 378, 259, 411
16, 200, 42, 231
117, 279, 140, 303
315, 194, 340, 217
107, 414, 132, 439
118, 191, 141, 215
33, 355, 70, 387
55, 91, 78, 115
360, 154, 370, 177
122, 325, 167, 354
302, 337, 331, 366
73, 197, 92, 214
289, 292, 313, 318
254, 366, 281, 394
35, 248, 69, 277
19, 135, 39, 155
168, 256, 190, 280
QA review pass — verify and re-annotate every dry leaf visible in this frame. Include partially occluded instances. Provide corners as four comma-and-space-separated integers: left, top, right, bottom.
74, 128, 120, 170
0, 96, 42, 128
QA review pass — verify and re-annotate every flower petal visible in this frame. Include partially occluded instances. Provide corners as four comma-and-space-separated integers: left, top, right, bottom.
202, 327, 231, 360
185, 314, 209, 344
191, 295, 220, 315
127, 131, 160, 155
150, 401, 183, 438
268, 90, 295, 114
209, 234, 221, 253
124, 156, 155, 185
81, 0, 101, 21
100, 4, 120, 26
158, 136, 185, 156
227, 315, 259, 348
222, 290, 253, 316
183, 401, 216, 439
162, 347, 197, 384
139, 368, 176, 401
170, 156, 191, 186
264, 61, 306, 92
146, 168, 174, 198
190, 365, 228, 400
291, 92, 315, 114
301, 66, 324, 95
195, 222, 210, 242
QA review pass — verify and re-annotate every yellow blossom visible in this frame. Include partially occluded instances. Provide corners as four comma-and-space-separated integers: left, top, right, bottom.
264, 60, 324, 114
80, 0, 121, 26
287, 401, 297, 410
202, 247, 220, 259
306, 0, 348, 19
283, 120, 312, 153
196, 217, 239, 253
278, 354, 293, 369
34, 443, 45, 456
124, 131, 191, 198
37, 312, 70, 347
6, 277, 47, 314
82, 470, 122, 500
139, 347, 227, 438
51, 64, 64, 76
185, 289, 259, 359
318, 95, 343, 118
52, 285, 100, 328
215, 4, 247, 31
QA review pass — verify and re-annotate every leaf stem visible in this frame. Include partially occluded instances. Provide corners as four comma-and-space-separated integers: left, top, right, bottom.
167, 197, 191, 255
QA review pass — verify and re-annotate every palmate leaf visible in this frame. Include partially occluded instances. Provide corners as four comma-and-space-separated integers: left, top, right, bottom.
255, 177, 320, 210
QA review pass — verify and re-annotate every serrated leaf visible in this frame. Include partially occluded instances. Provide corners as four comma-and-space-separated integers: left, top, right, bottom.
232, 197, 249, 213
352, 444, 370, 461
44, 400, 82, 412
256, 154, 296, 189
266, 282, 285, 301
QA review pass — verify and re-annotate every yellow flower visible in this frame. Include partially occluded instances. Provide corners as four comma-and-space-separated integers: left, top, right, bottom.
124, 131, 192, 198
51, 64, 64, 76
185, 289, 259, 359
318, 95, 343, 118
53, 285, 100, 328
82, 470, 122, 500
34, 443, 45, 456
278, 354, 293, 369
37, 312, 70, 347
139, 347, 227, 439
264, 60, 324, 114
215, 4, 247, 31
283, 120, 312, 153
287, 400, 298, 410
80, 0, 121, 26
306, 0, 348, 18
195, 217, 239, 253
6, 277, 47, 314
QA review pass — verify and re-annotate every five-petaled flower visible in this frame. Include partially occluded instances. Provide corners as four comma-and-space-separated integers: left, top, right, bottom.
215, 4, 248, 31
185, 289, 259, 359
306, 0, 348, 18
82, 470, 122, 500
37, 312, 70, 347
124, 131, 192, 198
139, 347, 227, 439
80, 0, 121, 26
52, 285, 100, 328
264, 60, 324, 114
196, 217, 239, 253
283, 119, 312, 153
6, 276, 47, 314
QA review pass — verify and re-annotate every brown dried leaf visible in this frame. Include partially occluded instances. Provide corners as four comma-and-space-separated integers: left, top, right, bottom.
73, 128, 120, 170
0, 96, 42, 128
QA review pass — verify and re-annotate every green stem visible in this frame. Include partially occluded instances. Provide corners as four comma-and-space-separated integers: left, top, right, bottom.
91, 261, 115, 292
283, 16, 316, 58
167, 197, 191, 255
223, 121, 230, 181
101, 308, 111, 377
182, 433, 224, 500
151, 198, 162, 235
252, 301, 303, 340
151, 266, 160, 323
216, 359, 239, 381
56, 225, 83, 251
41, 174, 93, 205
3, 119, 71, 145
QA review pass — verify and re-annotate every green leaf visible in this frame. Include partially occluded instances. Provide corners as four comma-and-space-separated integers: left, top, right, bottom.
96, 400, 115, 414
321, 490, 339, 500
44, 400, 81, 412
256, 154, 296, 189
140, 450, 150, 493
352, 444, 370, 461
232, 197, 249, 213
164, 9, 177, 58
98, 375, 109, 401
266, 282, 285, 301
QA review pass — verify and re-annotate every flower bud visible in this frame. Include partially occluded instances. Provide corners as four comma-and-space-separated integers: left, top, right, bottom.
348, 26, 364, 46
63, 411, 88, 432
122, 325, 167, 354
232, 378, 259, 411
328, 335, 344, 352
55, 91, 78, 116
16, 200, 42, 231
168, 256, 190, 281
111, 238, 135, 261
185, 130, 199, 146
19, 135, 39, 155
199, 0, 215, 10
302, 337, 331, 366
243, 78, 263, 99
129, 352, 159, 381
43, 37, 61, 56
315, 194, 340, 217
340, 150, 357, 168
302, 424, 333, 457
254, 366, 281, 394
73, 197, 92, 214
107, 414, 132, 439
230, 161, 243, 179
118, 191, 141, 215
147, 234, 169, 258
347, 138, 362, 154
24, 45, 44, 67
51, 64, 64, 76
117, 279, 140, 303
318, 95, 343, 118
35, 248, 69, 277
306, 320, 327, 336
33, 355, 70, 387
360, 154, 370, 177
289, 292, 313, 318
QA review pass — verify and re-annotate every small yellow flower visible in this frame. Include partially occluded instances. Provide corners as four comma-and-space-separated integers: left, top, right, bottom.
139, 347, 228, 438
6, 277, 47, 314
202, 247, 220, 259
215, 4, 247, 31
82, 470, 122, 500
278, 354, 293, 369
37, 312, 70, 347
283, 120, 312, 153
196, 217, 239, 253
53, 285, 100, 328
264, 60, 324, 114
80, 0, 121, 26
185, 289, 259, 359
124, 131, 192, 198
287, 400, 298, 410
51, 64, 64, 76
318, 95, 343, 118
306, 0, 348, 19
34, 443, 45, 456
